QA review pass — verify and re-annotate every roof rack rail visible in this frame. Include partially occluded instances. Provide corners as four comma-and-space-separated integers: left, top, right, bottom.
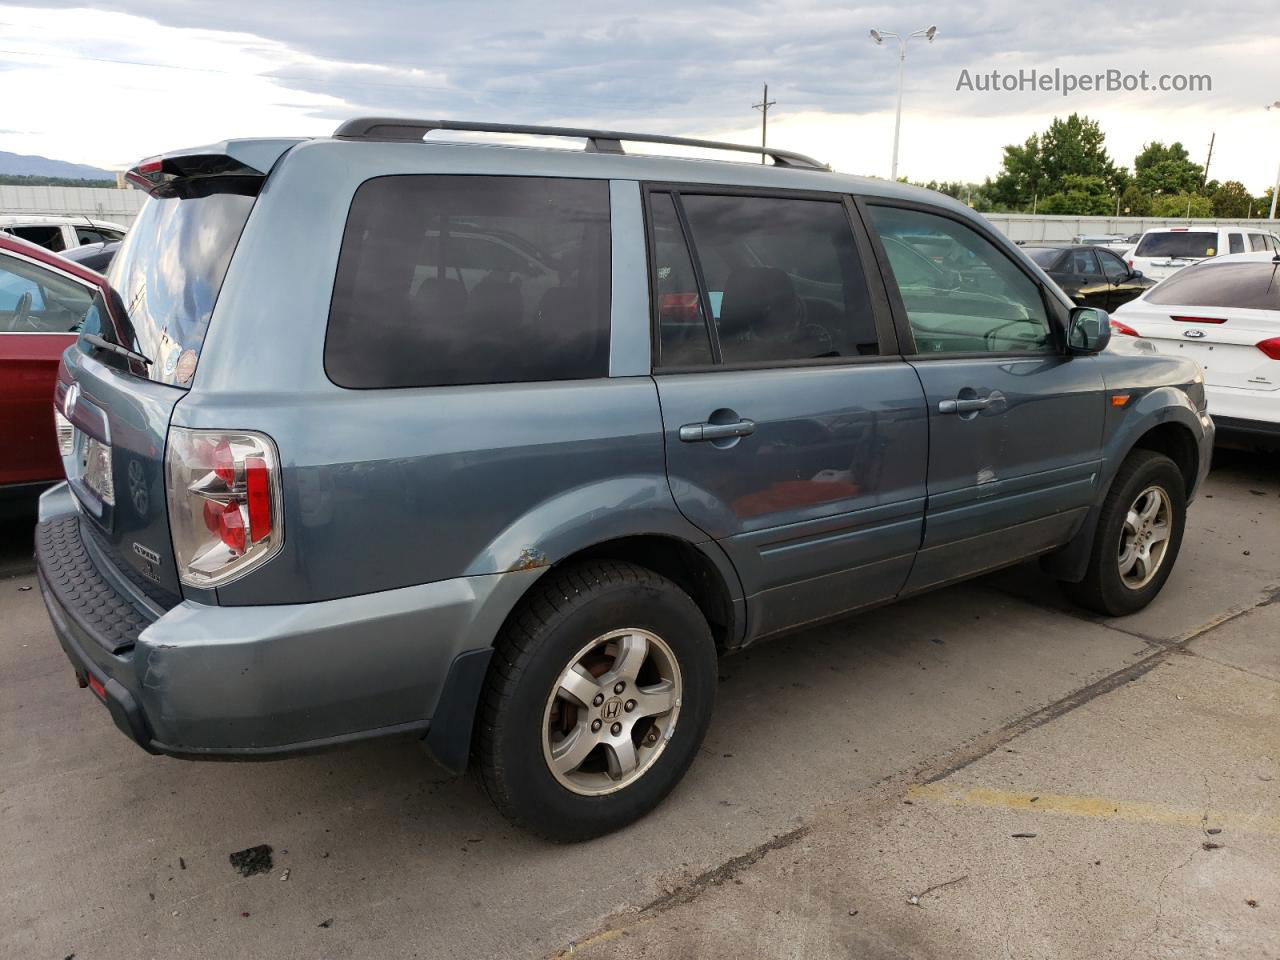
332, 117, 829, 170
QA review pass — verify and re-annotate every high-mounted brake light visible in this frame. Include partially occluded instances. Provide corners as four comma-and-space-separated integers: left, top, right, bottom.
1171, 315, 1227, 325
166, 429, 282, 587
1257, 337, 1280, 361
1111, 319, 1140, 337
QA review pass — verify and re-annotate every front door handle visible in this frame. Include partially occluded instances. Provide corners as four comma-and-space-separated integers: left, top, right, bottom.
679, 418, 756, 442
938, 390, 1005, 415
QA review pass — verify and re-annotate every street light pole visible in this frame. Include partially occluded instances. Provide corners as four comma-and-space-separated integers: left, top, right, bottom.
870, 24, 937, 181
1268, 102, 1280, 220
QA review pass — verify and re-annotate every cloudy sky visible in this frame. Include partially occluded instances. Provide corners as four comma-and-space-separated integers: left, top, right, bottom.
1, 1, 1278, 191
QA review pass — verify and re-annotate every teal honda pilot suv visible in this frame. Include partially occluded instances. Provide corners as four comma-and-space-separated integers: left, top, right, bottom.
36, 118, 1212, 840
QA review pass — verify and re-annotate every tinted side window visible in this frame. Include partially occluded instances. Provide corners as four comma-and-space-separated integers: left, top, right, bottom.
11, 225, 65, 252
1228, 233, 1245, 254
1098, 250, 1128, 282
326, 176, 610, 389
678, 194, 879, 364
649, 193, 712, 367
1068, 249, 1101, 275
1249, 234, 1269, 252
867, 205, 1051, 355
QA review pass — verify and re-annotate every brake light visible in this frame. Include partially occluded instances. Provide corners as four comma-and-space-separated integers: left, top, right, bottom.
659, 292, 701, 321
1126, 259, 1134, 269
1171, 316, 1227, 325
1257, 338, 1280, 360
166, 428, 282, 586
1111, 319, 1140, 337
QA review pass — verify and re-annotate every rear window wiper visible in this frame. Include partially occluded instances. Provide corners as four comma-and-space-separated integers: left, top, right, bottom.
82, 332, 153, 367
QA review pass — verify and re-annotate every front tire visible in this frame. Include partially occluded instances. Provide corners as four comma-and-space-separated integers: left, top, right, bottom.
1063, 450, 1186, 616
475, 561, 717, 842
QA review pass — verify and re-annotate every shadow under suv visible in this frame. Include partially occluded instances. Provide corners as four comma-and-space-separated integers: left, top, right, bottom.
36, 119, 1213, 840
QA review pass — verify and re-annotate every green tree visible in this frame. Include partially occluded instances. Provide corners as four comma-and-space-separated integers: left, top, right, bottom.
1258, 187, 1277, 218
988, 114, 1118, 210
1212, 181, 1253, 218
1118, 183, 1152, 217
1133, 142, 1205, 196
1150, 192, 1213, 218
1039, 175, 1114, 215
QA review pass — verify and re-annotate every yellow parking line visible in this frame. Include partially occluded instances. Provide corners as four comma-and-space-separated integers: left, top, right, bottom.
908, 784, 1280, 836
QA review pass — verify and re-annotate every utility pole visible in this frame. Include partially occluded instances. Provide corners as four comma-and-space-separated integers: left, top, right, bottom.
753, 83, 776, 163
1202, 132, 1215, 187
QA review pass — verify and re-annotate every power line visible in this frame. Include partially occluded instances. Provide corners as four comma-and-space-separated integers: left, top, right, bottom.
752, 82, 776, 164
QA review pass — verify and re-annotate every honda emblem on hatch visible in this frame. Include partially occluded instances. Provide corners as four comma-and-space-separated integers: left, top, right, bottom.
1183, 329, 1207, 338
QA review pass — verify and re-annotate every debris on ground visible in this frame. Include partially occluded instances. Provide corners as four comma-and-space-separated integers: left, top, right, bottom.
318, 918, 334, 928
1011, 833, 1037, 839
229, 844, 274, 878
1207, 828, 1222, 835
18, 585, 32, 592
280, 868, 291, 881
1202, 841, 1223, 850
1247, 899, 1259, 908
179, 856, 186, 870
907, 875, 969, 906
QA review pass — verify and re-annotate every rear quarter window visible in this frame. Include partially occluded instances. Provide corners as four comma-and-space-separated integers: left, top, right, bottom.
325, 175, 611, 389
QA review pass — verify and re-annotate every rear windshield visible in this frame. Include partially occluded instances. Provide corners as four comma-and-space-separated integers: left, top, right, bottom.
1146, 261, 1280, 311
103, 188, 255, 386
1133, 232, 1217, 259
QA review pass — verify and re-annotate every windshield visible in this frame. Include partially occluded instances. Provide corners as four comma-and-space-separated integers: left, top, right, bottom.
1146, 261, 1280, 311
1134, 232, 1217, 260
104, 186, 255, 386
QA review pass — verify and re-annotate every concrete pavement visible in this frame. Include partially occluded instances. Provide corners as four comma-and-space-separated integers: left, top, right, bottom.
1, 449, 1276, 960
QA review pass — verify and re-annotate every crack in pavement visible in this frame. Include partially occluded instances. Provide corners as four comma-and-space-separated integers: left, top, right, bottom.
549, 582, 1280, 958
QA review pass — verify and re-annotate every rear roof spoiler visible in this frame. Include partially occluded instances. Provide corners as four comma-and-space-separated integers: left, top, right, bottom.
125, 138, 303, 196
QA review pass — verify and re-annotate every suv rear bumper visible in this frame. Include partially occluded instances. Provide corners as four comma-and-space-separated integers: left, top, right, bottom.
36, 483, 539, 761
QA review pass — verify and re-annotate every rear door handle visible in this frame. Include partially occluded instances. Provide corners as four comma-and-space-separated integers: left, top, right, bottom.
679, 419, 756, 442
938, 391, 1004, 415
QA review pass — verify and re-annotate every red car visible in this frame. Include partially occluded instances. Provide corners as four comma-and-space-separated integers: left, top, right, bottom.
0, 234, 106, 508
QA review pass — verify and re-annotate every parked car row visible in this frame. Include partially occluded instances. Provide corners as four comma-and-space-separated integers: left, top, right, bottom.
0, 215, 126, 252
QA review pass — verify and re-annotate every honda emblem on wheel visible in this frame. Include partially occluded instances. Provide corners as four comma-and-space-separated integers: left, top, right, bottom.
602, 697, 622, 720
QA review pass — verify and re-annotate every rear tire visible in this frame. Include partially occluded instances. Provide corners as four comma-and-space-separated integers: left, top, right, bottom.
475, 561, 717, 842
1063, 450, 1186, 617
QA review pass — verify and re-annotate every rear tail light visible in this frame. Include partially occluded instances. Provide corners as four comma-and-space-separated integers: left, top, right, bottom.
53, 407, 74, 457
658, 292, 701, 322
1257, 338, 1280, 361
1126, 259, 1134, 269
1111, 319, 1140, 337
166, 428, 282, 587
1170, 316, 1227, 325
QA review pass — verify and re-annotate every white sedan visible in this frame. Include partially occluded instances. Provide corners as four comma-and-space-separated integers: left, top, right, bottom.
1114, 251, 1280, 445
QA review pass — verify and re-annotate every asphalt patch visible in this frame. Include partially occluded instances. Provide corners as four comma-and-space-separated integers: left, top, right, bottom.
229, 844, 274, 878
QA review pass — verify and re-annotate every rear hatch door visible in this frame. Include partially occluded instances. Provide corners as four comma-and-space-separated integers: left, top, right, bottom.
55, 147, 279, 604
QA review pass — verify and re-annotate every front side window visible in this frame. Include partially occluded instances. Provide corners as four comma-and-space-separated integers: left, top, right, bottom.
326, 175, 610, 388
867, 205, 1051, 354
0, 255, 93, 333
1099, 250, 1129, 283
663, 193, 878, 365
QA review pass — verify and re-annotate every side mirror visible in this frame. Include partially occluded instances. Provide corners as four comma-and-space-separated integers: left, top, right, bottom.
1130, 269, 1144, 279
1068, 306, 1111, 355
